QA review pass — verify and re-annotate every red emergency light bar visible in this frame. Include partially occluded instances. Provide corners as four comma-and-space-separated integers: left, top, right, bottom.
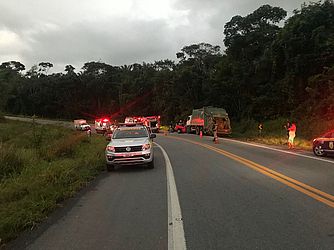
95, 117, 110, 122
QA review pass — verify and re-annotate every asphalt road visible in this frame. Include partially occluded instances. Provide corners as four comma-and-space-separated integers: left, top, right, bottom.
8, 132, 334, 250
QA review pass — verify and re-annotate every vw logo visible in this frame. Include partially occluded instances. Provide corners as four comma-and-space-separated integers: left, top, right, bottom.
126, 146, 131, 152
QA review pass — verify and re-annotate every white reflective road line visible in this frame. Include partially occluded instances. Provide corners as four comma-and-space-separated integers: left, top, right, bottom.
222, 138, 334, 165
155, 143, 187, 250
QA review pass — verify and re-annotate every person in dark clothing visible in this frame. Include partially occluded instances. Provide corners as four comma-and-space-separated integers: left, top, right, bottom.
169, 122, 174, 133
284, 120, 291, 139
212, 119, 218, 143
258, 123, 263, 136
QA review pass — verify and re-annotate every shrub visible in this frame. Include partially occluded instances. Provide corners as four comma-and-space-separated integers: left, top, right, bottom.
0, 111, 6, 123
44, 133, 85, 160
0, 144, 24, 179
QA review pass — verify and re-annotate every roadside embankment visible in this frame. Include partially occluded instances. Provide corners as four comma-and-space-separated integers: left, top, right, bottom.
0, 119, 106, 244
230, 118, 334, 151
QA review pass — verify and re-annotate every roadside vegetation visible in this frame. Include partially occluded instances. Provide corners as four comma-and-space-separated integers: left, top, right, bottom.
0, 119, 106, 244
0, 2, 333, 132
231, 118, 334, 150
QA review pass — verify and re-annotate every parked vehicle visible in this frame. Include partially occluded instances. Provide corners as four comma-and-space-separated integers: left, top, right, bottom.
186, 106, 231, 136
73, 119, 91, 131
95, 118, 111, 134
125, 116, 161, 133
175, 122, 186, 133
125, 117, 136, 123
105, 124, 156, 171
312, 130, 334, 156
144, 116, 161, 133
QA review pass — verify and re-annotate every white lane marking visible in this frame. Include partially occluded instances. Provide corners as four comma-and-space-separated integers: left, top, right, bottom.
221, 138, 334, 165
155, 143, 187, 250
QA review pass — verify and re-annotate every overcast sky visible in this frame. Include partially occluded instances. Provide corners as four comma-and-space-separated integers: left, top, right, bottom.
0, 0, 308, 72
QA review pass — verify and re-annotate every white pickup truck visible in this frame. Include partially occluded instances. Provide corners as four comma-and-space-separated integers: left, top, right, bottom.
73, 119, 91, 131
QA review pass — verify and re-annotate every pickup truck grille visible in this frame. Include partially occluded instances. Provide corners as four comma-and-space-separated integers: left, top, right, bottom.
115, 145, 143, 153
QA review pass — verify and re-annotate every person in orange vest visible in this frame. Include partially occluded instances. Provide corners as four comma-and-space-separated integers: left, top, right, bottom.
288, 122, 296, 149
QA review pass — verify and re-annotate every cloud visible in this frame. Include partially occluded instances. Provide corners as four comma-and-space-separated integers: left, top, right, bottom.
17, 17, 192, 73
0, 0, 308, 72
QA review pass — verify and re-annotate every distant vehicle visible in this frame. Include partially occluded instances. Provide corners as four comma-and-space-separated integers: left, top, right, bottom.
124, 116, 161, 133
175, 122, 186, 133
104, 124, 119, 140
312, 130, 334, 156
186, 106, 231, 136
144, 116, 161, 133
95, 118, 111, 134
124, 117, 136, 123
73, 119, 91, 131
105, 124, 156, 171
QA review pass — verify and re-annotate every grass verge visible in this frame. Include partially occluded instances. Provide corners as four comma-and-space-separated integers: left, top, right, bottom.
230, 118, 319, 150
0, 120, 106, 244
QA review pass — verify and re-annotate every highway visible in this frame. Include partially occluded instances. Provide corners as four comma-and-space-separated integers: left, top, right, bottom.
9, 133, 334, 250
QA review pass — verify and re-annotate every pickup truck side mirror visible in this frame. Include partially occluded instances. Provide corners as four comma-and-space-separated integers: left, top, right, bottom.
150, 134, 156, 139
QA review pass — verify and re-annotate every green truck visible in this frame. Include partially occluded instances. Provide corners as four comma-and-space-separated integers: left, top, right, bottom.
186, 106, 231, 136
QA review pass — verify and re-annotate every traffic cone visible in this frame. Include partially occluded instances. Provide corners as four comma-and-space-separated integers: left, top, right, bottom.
200, 130, 203, 138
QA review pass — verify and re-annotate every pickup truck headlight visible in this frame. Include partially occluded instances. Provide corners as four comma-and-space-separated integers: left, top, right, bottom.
142, 144, 151, 150
106, 146, 115, 152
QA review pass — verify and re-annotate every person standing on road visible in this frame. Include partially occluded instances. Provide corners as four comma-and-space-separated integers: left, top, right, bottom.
213, 120, 219, 144
284, 120, 291, 146
169, 122, 174, 133
284, 120, 290, 138
288, 122, 296, 149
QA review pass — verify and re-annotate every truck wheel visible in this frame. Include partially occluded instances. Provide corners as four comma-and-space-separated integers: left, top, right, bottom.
196, 127, 200, 135
107, 164, 115, 172
177, 129, 181, 133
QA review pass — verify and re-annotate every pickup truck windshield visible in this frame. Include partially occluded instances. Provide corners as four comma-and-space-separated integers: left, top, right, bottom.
113, 128, 148, 139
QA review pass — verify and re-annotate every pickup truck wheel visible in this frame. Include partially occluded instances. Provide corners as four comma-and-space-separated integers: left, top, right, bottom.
106, 164, 115, 172
313, 145, 326, 156
147, 160, 155, 169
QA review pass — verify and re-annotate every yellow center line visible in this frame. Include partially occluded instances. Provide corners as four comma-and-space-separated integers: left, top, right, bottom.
165, 136, 334, 208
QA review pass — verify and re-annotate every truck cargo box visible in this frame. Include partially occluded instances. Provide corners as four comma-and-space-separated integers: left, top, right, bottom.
187, 106, 231, 135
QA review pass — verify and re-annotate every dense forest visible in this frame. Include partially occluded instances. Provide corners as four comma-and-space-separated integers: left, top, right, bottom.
0, 1, 333, 132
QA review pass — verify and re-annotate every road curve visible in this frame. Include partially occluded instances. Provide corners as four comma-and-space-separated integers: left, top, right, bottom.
157, 133, 334, 249
7, 132, 334, 250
